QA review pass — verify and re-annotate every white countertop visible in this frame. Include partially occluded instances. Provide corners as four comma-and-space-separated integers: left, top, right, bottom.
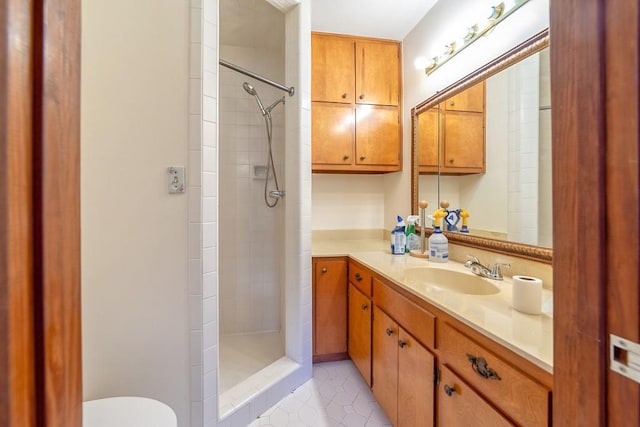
313, 239, 553, 374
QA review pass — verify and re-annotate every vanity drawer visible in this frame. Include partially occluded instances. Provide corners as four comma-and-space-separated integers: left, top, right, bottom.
439, 322, 550, 427
349, 260, 372, 296
373, 278, 435, 349
438, 364, 514, 427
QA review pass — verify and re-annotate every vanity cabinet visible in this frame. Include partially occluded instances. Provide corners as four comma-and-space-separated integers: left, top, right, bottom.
372, 306, 435, 427
418, 81, 486, 174
347, 260, 373, 386
311, 32, 402, 173
438, 322, 550, 426
343, 261, 552, 426
438, 365, 513, 426
312, 257, 348, 362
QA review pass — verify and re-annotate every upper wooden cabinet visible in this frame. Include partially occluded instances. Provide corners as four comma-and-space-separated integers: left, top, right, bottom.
312, 34, 399, 106
418, 81, 486, 174
312, 32, 402, 173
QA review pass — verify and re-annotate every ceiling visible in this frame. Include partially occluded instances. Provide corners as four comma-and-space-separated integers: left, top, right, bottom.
311, 0, 438, 41
220, 0, 438, 51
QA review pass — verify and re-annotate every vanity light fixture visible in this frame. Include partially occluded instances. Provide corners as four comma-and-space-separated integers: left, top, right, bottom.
424, 0, 530, 76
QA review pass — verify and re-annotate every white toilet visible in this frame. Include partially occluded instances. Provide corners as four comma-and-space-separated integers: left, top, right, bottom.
83, 396, 177, 427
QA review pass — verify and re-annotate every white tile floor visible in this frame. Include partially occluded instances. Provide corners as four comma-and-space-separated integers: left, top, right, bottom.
247, 360, 392, 427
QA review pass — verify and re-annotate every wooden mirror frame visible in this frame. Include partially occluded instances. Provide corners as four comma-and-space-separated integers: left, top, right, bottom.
411, 29, 552, 264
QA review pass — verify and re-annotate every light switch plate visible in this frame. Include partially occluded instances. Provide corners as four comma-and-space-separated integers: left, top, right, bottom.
168, 166, 185, 193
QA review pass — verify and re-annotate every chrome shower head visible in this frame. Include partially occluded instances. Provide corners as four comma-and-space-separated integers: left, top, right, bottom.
243, 82, 257, 96
243, 81, 266, 115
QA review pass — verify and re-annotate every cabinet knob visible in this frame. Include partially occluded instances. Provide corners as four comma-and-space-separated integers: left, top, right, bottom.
398, 340, 407, 348
355, 273, 363, 281
449, 158, 455, 164
361, 304, 368, 311
386, 328, 393, 336
444, 384, 456, 396
449, 101, 455, 107
321, 267, 327, 273
343, 154, 350, 161
342, 93, 348, 99
359, 94, 365, 100
360, 155, 366, 161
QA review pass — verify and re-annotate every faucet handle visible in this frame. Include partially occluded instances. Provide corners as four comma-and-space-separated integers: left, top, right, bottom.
464, 255, 480, 268
490, 263, 511, 278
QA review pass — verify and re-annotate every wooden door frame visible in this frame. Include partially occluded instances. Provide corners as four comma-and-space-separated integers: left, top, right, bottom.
552, 0, 640, 425
1, 0, 82, 426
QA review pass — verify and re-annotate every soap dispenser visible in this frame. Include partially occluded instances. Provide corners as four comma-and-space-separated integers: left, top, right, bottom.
428, 201, 449, 262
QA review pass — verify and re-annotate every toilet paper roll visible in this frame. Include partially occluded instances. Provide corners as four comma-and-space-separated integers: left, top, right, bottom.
512, 275, 543, 315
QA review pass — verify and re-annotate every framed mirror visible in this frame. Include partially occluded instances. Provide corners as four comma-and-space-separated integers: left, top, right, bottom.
411, 29, 552, 263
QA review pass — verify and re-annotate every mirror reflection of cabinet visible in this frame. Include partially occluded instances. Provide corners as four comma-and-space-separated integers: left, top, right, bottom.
411, 30, 553, 261
418, 82, 486, 174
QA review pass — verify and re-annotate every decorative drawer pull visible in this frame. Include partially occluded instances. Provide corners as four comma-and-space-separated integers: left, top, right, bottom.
361, 304, 368, 311
466, 354, 501, 380
386, 328, 393, 336
343, 154, 350, 160
398, 340, 407, 348
444, 384, 456, 396
355, 273, 363, 281
321, 267, 327, 273
360, 155, 366, 161
359, 94, 365, 100
342, 93, 348, 99
449, 101, 455, 107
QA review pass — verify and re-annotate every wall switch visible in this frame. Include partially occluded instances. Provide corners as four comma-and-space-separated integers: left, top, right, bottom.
167, 166, 185, 193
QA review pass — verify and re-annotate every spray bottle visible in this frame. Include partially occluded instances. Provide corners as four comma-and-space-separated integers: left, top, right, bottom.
390, 215, 406, 255
428, 202, 449, 262
405, 215, 420, 252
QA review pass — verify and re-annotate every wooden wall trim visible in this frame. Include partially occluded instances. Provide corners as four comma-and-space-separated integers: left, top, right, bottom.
551, 0, 607, 425
0, 0, 36, 426
32, 0, 83, 425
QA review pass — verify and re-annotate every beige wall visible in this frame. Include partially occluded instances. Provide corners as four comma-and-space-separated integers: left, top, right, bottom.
81, 1, 191, 425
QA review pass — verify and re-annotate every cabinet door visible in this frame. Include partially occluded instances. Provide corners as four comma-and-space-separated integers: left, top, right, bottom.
312, 102, 354, 165
355, 105, 400, 166
445, 82, 485, 112
313, 259, 348, 358
417, 107, 439, 171
438, 365, 514, 427
441, 111, 485, 172
397, 329, 435, 427
348, 283, 372, 386
311, 34, 354, 103
372, 307, 399, 426
355, 40, 399, 106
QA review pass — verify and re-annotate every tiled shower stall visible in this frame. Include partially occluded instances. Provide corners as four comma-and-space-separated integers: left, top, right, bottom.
187, 0, 312, 425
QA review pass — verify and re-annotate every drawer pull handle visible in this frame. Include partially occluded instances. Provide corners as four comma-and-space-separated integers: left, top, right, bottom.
398, 340, 407, 348
321, 267, 327, 273
386, 328, 393, 336
355, 273, 363, 281
342, 93, 348, 99
466, 354, 501, 380
444, 384, 456, 396
361, 304, 368, 311
343, 154, 350, 161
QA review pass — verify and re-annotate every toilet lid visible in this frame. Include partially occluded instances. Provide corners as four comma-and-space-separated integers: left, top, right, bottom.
83, 396, 177, 427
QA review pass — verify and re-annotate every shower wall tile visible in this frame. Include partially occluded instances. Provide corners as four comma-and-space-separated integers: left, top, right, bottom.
190, 79, 202, 115
203, 95, 217, 122
190, 8, 203, 43
189, 186, 202, 223
189, 150, 202, 186
189, 115, 202, 151
190, 43, 202, 79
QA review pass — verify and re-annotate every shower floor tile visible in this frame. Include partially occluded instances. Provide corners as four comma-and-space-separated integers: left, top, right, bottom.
248, 360, 392, 427
219, 331, 285, 394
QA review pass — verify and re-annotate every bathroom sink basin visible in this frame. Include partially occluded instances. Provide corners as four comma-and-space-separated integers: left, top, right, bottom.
403, 267, 500, 295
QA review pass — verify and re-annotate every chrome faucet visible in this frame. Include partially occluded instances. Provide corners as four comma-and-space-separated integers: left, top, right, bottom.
464, 255, 510, 280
